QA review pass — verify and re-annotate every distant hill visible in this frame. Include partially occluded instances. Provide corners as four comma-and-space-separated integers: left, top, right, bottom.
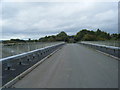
2, 29, 120, 43
39, 29, 120, 43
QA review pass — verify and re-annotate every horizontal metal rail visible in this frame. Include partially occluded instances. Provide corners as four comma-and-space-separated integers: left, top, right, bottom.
79, 42, 120, 58
1, 42, 65, 86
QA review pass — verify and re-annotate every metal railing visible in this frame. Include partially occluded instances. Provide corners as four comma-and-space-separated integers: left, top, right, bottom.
79, 42, 120, 58
1, 42, 65, 86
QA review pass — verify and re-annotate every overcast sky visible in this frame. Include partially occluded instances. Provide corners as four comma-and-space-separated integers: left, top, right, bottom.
0, 1, 118, 40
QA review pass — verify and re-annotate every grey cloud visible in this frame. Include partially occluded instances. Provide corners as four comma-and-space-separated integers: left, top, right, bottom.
1, 2, 118, 40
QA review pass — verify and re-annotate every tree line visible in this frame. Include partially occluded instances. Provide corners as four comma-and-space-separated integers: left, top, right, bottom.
39, 29, 120, 43
3, 29, 120, 43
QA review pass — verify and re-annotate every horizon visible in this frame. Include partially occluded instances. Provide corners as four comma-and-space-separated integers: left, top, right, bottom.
1, 29, 119, 41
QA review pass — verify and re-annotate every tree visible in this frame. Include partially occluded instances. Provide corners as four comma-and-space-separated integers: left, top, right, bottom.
111, 33, 120, 40
28, 38, 31, 41
83, 34, 97, 41
74, 29, 93, 41
56, 31, 69, 42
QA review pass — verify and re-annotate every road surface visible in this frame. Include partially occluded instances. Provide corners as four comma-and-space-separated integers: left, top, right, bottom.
13, 44, 118, 88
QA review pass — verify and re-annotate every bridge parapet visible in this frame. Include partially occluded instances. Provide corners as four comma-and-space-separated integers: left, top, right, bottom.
79, 42, 120, 59
1, 42, 65, 87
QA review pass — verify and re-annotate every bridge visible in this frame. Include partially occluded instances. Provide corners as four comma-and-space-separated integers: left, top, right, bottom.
1, 42, 119, 88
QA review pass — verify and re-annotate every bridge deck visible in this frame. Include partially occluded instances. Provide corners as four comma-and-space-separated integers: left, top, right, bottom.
13, 44, 118, 88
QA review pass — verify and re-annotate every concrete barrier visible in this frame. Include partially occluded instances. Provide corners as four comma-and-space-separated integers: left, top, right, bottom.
79, 42, 120, 59
1, 42, 65, 86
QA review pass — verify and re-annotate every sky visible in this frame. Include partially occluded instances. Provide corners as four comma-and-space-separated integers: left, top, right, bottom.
0, 0, 119, 40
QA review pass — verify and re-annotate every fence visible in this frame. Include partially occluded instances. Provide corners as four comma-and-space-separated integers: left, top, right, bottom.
1, 42, 65, 87
79, 42, 120, 58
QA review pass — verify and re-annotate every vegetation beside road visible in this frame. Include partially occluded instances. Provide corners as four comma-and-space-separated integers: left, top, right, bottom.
39, 29, 120, 43
2, 29, 120, 44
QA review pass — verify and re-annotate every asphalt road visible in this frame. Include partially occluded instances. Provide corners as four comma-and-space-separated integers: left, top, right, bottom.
13, 44, 118, 88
